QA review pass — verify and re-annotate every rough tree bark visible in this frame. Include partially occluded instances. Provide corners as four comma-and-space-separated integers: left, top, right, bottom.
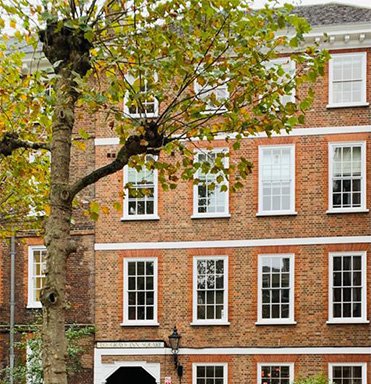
39, 21, 167, 384
40, 23, 92, 384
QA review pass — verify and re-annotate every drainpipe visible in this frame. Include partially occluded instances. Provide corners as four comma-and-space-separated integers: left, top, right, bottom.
9, 232, 15, 384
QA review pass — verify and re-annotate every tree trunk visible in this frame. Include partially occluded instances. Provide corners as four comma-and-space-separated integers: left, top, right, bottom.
37, 19, 165, 383
39, 22, 92, 384
42, 72, 76, 384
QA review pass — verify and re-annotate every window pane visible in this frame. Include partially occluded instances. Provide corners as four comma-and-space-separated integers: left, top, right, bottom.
31, 249, 47, 304
196, 365, 225, 384
331, 54, 365, 104
195, 151, 228, 215
331, 254, 364, 319
331, 145, 364, 209
260, 147, 293, 212
260, 365, 291, 384
260, 255, 292, 321
125, 159, 156, 217
196, 258, 225, 321
125, 259, 156, 322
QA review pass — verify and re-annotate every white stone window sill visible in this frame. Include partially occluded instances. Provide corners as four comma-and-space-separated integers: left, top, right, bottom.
326, 102, 369, 109
121, 215, 160, 221
326, 209, 369, 214
120, 322, 160, 327
125, 113, 159, 119
200, 108, 228, 115
190, 321, 230, 326
191, 213, 231, 219
27, 304, 42, 309
326, 319, 369, 324
256, 211, 298, 217
255, 320, 297, 326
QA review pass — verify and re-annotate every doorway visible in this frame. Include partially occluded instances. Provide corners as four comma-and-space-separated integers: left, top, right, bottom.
106, 366, 157, 384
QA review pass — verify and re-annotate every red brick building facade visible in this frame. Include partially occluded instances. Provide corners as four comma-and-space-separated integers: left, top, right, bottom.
93, 4, 371, 384
3, 3, 371, 384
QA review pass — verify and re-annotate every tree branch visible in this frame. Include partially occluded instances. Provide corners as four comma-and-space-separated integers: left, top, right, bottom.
0, 132, 50, 157
69, 125, 169, 197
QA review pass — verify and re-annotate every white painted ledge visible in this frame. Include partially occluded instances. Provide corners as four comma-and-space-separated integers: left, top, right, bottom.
120, 322, 160, 327
255, 320, 297, 326
190, 321, 231, 326
191, 213, 231, 219
120, 215, 160, 221
326, 320, 369, 325
326, 209, 369, 214
256, 211, 298, 217
326, 102, 369, 109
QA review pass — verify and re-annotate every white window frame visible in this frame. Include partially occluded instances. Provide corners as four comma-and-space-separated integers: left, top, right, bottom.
267, 58, 296, 106
328, 52, 368, 108
192, 255, 229, 325
257, 363, 294, 384
122, 257, 159, 326
257, 253, 296, 325
193, 62, 229, 114
122, 159, 159, 221
123, 73, 159, 118
192, 363, 228, 384
27, 246, 47, 309
258, 144, 296, 216
328, 142, 367, 213
328, 251, 368, 324
328, 363, 367, 384
192, 148, 230, 219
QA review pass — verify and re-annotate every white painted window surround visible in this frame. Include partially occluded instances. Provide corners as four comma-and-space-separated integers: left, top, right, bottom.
328, 52, 368, 108
328, 142, 367, 213
257, 363, 294, 384
266, 58, 296, 106
27, 246, 47, 309
123, 73, 159, 118
328, 251, 368, 324
194, 66, 229, 114
122, 157, 159, 221
192, 148, 230, 219
258, 144, 296, 216
257, 254, 295, 325
192, 363, 228, 384
192, 256, 229, 325
328, 363, 367, 384
122, 258, 159, 326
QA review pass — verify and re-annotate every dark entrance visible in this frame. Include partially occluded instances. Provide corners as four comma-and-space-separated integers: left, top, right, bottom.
106, 367, 157, 384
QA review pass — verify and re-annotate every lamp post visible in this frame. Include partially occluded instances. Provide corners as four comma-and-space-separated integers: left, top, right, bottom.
168, 326, 183, 379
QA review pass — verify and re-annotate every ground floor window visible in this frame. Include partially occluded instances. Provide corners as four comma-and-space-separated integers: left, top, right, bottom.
258, 363, 293, 384
193, 363, 227, 384
329, 363, 367, 384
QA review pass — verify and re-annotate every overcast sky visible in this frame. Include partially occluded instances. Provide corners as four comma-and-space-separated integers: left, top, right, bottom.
252, 0, 371, 8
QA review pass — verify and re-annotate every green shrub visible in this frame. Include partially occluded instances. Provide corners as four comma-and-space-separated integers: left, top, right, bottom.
294, 375, 329, 384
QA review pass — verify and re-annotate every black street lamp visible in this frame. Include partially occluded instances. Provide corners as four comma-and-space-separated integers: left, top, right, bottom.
168, 326, 183, 379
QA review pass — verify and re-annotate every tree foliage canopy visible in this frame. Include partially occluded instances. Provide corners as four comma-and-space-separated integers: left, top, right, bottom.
0, 0, 328, 227
0, 1, 328, 382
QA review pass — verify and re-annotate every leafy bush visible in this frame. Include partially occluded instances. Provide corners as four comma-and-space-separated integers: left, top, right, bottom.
0, 321, 94, 384
294, 375, 329, 384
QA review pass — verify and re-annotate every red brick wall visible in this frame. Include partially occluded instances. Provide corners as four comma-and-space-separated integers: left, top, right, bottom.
95, 244, 371, 347
93, 47, 371, 355
98, 353, 371, 384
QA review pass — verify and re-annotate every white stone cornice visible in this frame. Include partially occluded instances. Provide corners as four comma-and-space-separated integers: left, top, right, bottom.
95, 236, 371, 251
303, 23, 371, 50
95, 125, 371, 146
